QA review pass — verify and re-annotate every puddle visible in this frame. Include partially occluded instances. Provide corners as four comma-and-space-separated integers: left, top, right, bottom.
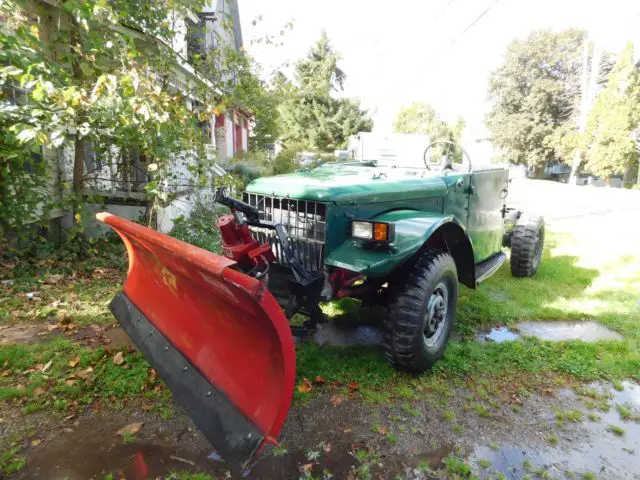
479, 326, 519, 343
517, 320, 624, 341
480, 321, 623, 343
469, 381, 640, 479
313, 323, 383, 347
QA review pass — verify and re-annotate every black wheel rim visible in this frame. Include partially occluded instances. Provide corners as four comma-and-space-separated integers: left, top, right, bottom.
423, 282, 448, 348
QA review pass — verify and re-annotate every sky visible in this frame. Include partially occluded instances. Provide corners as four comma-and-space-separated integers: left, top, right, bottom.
238, 0, 640, 139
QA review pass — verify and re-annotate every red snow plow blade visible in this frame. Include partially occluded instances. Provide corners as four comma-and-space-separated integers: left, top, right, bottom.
96, 213, 295, 466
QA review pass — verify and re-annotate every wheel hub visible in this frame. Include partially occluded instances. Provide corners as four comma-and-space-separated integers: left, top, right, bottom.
424, 284, 448, 347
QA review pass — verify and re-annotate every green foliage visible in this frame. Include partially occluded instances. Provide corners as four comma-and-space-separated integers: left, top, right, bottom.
585, 42, 640, 181
486, 30, 585, 173
0, 0, 272, 257
278, 32, 373, 152
225, 161, 268, 190
393, 102, 465, 163
0, 446, 25, 476
270, 143, 303, 175
170, 201, 222, 254
393, 102, 464, 142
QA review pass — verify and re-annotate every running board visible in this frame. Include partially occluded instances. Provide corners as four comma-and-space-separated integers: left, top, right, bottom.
475, 252, 507, 285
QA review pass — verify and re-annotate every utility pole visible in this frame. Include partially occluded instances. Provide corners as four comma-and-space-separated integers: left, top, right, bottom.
569, 38, 602, 184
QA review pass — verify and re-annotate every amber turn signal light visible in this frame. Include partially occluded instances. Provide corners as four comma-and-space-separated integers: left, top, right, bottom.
351, 220, 395, 244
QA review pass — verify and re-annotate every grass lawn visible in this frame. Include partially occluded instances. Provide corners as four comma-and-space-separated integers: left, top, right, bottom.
0, 227, 639, 475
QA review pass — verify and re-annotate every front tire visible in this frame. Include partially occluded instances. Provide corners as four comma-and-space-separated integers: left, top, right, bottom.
384, 251, 458, 373
510, 213, 544, 277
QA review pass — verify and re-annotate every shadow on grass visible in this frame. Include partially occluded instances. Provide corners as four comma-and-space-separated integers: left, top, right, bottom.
456, 234, 601, 334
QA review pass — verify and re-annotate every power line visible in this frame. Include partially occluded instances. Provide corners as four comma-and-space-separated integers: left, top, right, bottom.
423, 0, 503, 69
445, 0, 502, 50
433, 0, 459, 22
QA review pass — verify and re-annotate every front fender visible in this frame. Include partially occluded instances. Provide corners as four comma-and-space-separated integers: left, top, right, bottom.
325, 210, 462, 277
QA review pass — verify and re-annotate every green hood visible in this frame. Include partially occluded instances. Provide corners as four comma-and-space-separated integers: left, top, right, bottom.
246, 163, 448, 205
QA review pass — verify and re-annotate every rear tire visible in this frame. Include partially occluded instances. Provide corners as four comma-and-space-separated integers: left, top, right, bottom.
384, 251, 458, 373
510, 213, 544, 277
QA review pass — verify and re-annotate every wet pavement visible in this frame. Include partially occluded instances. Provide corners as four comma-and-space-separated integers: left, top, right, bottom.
468, 381, 640, 479
479, 320, 624, 344
11, 378, 640, 479
313, 322, 384, 347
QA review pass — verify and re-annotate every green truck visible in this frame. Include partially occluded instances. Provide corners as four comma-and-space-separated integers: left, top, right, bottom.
99, 141, 544, 464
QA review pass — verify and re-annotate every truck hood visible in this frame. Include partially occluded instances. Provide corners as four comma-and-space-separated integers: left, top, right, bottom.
246, 164, 447, 205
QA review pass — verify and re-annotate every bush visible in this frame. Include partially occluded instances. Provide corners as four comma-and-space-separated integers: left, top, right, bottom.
271, 145, 298, 175
225, 162, 267, 191
170, 201, 223, 253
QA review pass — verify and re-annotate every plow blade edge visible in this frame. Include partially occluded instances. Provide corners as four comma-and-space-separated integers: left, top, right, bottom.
96, 213, 296, 465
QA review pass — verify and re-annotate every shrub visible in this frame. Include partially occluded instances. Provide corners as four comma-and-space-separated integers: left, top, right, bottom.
170, 201, 223, 253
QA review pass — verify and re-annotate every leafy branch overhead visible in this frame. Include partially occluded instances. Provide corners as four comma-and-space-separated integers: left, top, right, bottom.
0, 0, 271, 254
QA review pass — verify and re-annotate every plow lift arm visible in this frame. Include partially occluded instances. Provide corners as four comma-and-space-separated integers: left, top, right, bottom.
214, 187, 321, 287
96, 191, 299, 467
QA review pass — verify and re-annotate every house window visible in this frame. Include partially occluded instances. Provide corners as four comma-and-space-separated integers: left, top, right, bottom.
83, 142, 102, 174
199, 118, 212, 144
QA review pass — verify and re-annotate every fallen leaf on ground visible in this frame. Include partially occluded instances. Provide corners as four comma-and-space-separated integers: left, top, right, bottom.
116, 422, 143, 436
65, 379, 76, 386
64, 414, 76, 422
56, 310, 71, 323
76, 367, 93, 379
41, 360, 53, 372
170, 455, 195, 466
34, 387, 45, 396
45, 274, 65, 284
296, 377, 312, 393
329, 394, 345, 407
112, 352, 125, 365
142, 404, 154, 412
68, 356, 80, 368
343, 427, 352, 433
31, 438, 42, 447
348, 381, 359, 391
313, 375, 326, 385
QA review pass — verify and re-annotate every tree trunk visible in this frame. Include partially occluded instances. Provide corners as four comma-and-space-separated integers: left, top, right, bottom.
70, 16, 84, 224
533, 165, 545, 179
0, 164, 9, 234
72, 135, 85, 218
622, 164, 635, 188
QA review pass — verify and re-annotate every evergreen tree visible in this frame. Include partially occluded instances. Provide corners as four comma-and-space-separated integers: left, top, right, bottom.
278, 32, 372, 152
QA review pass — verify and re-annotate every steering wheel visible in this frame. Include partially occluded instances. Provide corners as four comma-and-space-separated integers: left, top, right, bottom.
423, 140, 472, 172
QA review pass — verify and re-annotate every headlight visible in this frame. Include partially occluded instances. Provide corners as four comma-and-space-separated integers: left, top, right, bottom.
352, 221, 373, 240
351, 220, 394, 243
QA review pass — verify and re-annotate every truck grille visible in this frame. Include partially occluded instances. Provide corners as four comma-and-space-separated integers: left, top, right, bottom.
243, 192, 326, 272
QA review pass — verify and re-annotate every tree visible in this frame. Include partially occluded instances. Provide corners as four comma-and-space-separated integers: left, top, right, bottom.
486, 29, 585, 177
584, 43, 640, 185
393, 102, 464, 141
0, 0, 263, 252
393, 102, 464, 163
278, 32, 372, 152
